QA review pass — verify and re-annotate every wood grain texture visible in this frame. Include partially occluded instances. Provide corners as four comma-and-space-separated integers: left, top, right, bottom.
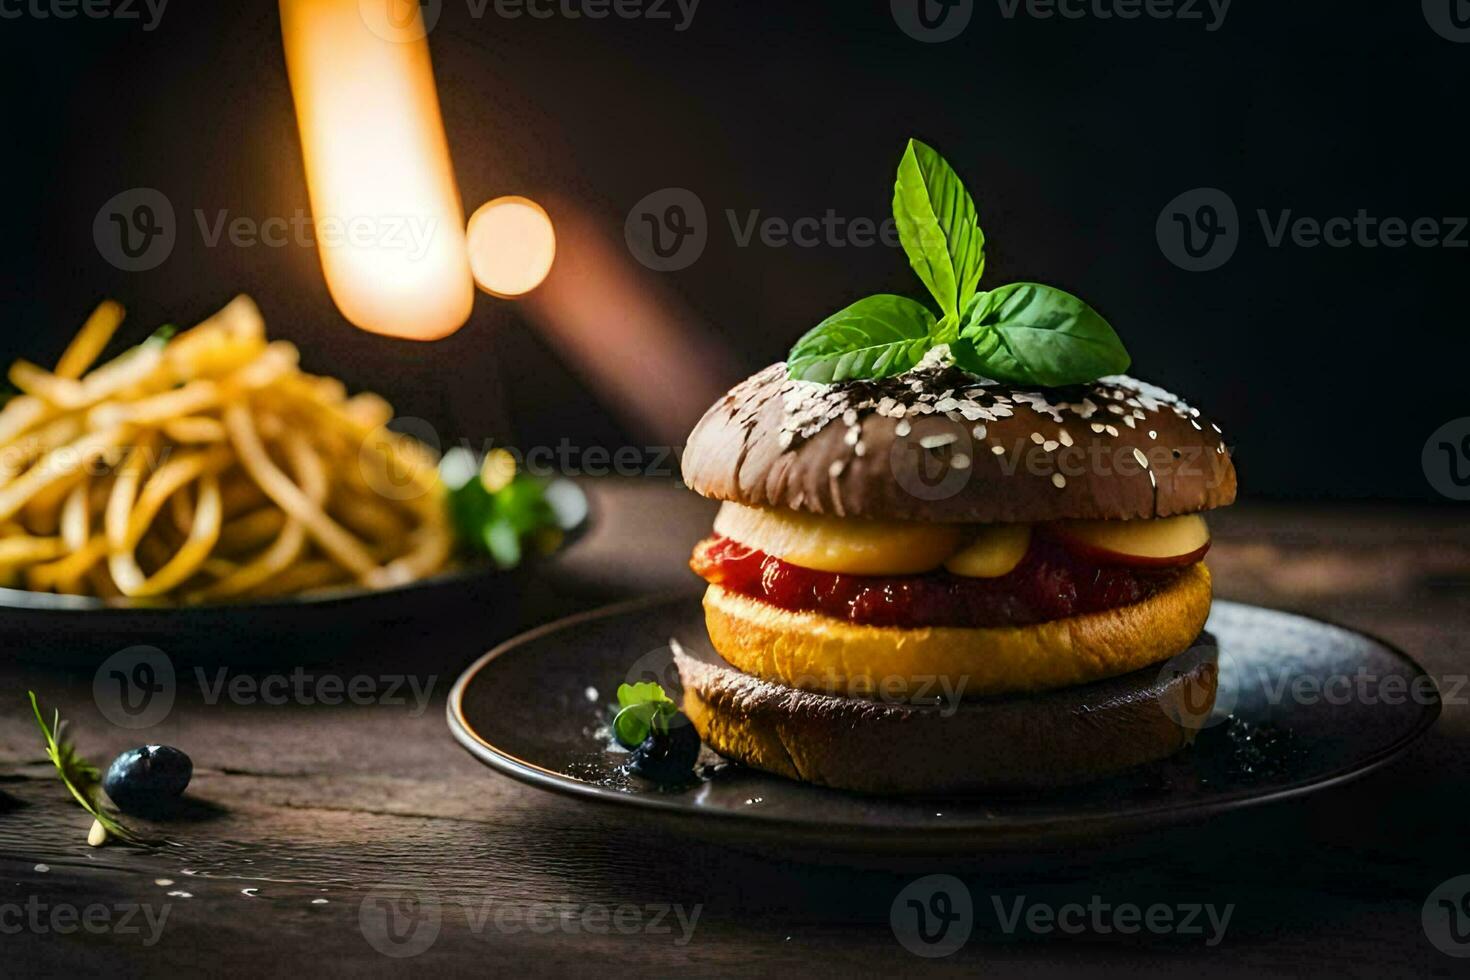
1, 480, 1467, 976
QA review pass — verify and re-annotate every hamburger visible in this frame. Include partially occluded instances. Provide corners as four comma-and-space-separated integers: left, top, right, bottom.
672, 140, 1235, 795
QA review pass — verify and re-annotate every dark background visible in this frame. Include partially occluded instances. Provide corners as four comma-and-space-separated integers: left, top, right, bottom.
0, 0, 1465, 501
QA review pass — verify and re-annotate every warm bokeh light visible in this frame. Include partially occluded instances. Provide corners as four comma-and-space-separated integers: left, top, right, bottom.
279, 0, 473, 340
466, 197, 557, 298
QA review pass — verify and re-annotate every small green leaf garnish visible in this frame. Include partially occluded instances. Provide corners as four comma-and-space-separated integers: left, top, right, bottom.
787, 295, 936, 383
893, 138, 985, 322
788, 139, 1128, 388
612, 682, 677, 748
442, 449, 564, 570
28, 692, 139, 845
951, 283, 1130, 386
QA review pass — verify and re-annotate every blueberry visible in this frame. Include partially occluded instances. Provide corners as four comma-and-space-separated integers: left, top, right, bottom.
628, 714, 700, 783
102, 745, 192, 816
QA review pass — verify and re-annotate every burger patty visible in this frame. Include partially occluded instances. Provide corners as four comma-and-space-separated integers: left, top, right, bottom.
690, 534, 1189, 630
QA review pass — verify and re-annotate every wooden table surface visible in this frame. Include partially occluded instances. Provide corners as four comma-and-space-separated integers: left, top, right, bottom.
2, 480, 1467, 977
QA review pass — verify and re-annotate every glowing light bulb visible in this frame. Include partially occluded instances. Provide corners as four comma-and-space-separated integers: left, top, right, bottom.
466, 197, 557, 298
279, 0, 473, 340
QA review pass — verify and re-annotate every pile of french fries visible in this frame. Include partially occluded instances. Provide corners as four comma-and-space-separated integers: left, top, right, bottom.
0, 296, 452, 603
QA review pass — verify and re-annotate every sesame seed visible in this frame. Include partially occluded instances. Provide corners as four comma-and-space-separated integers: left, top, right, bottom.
1148, 430, 1157, 440
844, 426, 860, 446
1149, 470, 1157, 487
1052, 474, 1067, 489
1217, 444, 1226, 454
1090, 423, 1105, 434
1105, 425, 1119, 437
919, 433, 958, 450
1107, 404, 1125, 415
1058, 430, 1073, 447
1043, 440, 1059, 452
1211, 423, 1222, 434
1132, 448, 1149, 469
972, 424, 987, 440
895, 419, 912, 437
842, 409, 858, 426
951, 454, 971, 470
854, 442, 866, 457
1190, 420, 1202, 430
1030, 432, 1044, 445
1123, 416, 1136, 429
992, 445, 1006, 456
828, 460, 844, 477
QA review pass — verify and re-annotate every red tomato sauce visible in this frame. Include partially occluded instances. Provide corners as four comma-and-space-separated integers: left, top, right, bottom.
690, 534, 1191, 629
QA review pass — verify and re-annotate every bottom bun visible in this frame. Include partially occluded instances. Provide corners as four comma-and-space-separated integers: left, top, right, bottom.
675, 639, 1218, 795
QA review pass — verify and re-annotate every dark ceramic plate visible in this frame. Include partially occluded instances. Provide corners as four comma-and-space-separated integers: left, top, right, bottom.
448, 594, 1440, 852
3, 480, 590, 666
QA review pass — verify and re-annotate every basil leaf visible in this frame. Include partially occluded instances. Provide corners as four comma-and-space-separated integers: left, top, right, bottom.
952, 282, 1130, 386
892, 139, 985, 320
787, 294, 937, 382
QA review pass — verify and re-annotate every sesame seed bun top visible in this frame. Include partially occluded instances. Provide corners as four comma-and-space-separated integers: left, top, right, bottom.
681, 357, 1237, 524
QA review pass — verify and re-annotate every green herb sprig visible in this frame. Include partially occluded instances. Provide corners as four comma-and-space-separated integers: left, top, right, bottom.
441, 448, 565, 570
27, 692, 139, 845
787, 139, 1130, 387
611, 682, 677, 749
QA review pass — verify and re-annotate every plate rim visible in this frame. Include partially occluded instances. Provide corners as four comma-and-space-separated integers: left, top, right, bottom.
446, 593, 1442, 839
